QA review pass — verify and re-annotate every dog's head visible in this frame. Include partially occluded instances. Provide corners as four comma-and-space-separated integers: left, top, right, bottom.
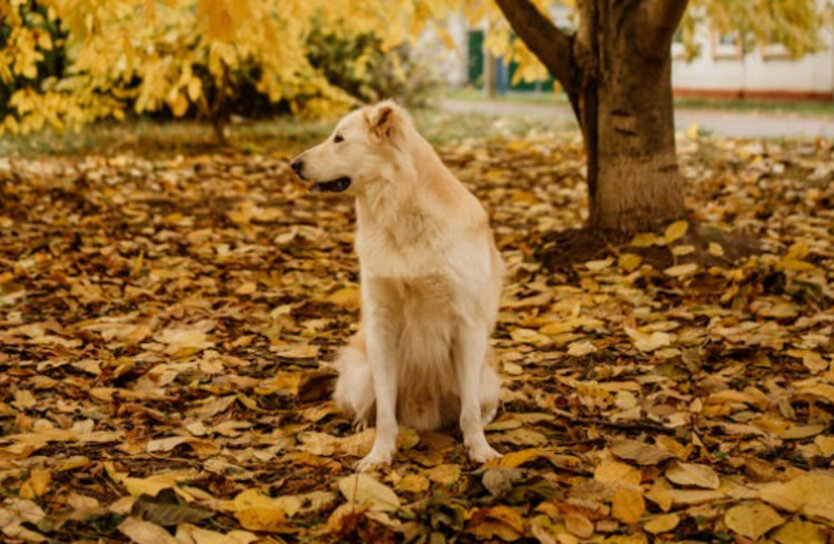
290, 100, 409, 195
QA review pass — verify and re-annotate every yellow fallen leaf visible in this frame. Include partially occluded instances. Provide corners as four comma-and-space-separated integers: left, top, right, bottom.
495, 448, 546, 468
760, 472, 834, 521
564, 512, 594, 539
630, 232, 659, 248
118, 517, 179, 544
175, 523, 258, 544
643, 513, 680, 534
664, 220, 689, 244
724, 502, 784, 540
19, 469, 51, 499
645, 478, 673, 512
671, 244, 695, 256
611, 487, 645, 524
594, 459, 641, 486
813, 435, 834, 457
326, 286, 359, 309
619, 253, 642, 272
231, 489, 300, 533
585, 258, 613, 271
664, 263, 699, 277
567, 339, 597, 357
771, 519, 826, 544
338, 474, 400, 512
394, 473, 429, 493
426, 464, 461, 486
235, 281, 256, 295
708, 242, 724, 257
624, 327, 673, 353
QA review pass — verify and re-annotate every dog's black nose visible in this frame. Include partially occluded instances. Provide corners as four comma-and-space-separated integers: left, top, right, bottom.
291, 160, 303, 175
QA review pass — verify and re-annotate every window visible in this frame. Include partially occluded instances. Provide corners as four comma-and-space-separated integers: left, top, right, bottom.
712, 31, 743, 60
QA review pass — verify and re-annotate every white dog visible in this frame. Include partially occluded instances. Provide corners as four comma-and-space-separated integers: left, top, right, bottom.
290, 101, 503, 470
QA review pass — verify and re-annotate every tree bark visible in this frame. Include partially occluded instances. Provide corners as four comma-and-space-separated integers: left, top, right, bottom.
494, 0, 689, 234
589, 1, 686, 232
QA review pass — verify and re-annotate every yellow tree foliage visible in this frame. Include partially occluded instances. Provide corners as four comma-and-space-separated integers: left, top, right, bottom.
1, 0, 831, 135
0, 0, 454, 135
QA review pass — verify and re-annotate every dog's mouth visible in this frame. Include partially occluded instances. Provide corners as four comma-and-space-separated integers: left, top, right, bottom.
313, 177, 352, 193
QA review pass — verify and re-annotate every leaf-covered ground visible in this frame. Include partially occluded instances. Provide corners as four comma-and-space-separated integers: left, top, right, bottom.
1, 125, 833, 544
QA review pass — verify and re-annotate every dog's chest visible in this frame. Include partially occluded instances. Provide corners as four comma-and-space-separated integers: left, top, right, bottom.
356, 220, 449, 280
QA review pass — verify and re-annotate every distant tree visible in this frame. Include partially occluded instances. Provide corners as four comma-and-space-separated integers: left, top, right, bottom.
483, 0, 830, 235
0, 0, 452, 140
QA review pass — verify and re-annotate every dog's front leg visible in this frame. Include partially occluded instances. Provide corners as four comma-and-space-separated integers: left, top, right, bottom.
356, 285, 399, 471
456, 321, 501, 463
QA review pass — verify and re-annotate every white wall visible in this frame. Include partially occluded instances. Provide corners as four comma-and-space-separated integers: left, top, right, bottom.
672, 26, 834, 96
438, 13, 834, 97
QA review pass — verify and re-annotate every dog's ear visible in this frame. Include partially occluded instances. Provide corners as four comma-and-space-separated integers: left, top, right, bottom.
364, 102, 397, 141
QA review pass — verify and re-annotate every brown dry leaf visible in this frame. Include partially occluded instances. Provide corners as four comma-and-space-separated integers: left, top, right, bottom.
610, 439, 675, 465
724, 502, 785, 540
665, 461, 720, 490
611, 487, 645, 524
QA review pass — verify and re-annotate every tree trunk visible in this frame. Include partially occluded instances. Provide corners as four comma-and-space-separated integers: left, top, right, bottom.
495, 0, 689, 235
584, 4, 686, 233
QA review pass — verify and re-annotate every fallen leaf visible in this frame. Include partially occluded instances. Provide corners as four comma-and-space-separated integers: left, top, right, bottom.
665, 461, 720, 490
611, 487, 644, 524
564, 512, 594, 539
610, 439, 675, 465
118, 517, 179, 544
643, 513, 680, 534
664, 220, 689, 244
771, 519, 826, 544
337, 474, 400, 512
724, 502, 784, 540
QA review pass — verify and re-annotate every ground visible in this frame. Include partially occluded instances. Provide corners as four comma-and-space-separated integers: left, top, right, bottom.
441, 91, 834, 139
1, 111, 833, 544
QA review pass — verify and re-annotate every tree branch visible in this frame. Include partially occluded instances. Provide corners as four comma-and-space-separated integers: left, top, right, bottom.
645, 0, 689, 49
494, 0, 575, 94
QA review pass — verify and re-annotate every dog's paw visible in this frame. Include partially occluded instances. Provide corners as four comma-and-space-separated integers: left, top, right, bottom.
355, 447, 394, 472
468, 443, 502, 464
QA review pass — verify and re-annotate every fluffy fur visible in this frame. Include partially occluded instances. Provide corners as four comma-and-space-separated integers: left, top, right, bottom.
291, 101, 503, 470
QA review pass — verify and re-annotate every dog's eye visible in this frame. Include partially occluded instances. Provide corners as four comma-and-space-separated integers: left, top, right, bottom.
333, 134, 344, 143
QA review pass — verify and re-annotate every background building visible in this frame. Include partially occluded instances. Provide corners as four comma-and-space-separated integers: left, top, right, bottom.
443, 12, 834, 101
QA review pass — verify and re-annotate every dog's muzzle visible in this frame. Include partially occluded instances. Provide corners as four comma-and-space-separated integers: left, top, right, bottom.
290, 159, 351, 193
312, 177, 352, 193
